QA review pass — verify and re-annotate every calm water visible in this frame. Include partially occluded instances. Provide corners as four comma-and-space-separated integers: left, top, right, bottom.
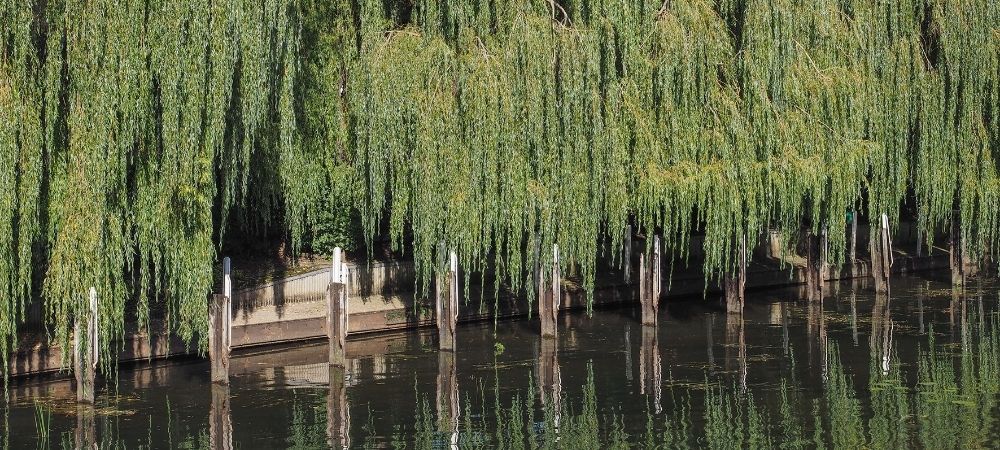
4, 275, 1000, 448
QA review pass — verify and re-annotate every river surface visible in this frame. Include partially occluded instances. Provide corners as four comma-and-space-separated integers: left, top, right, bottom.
3, 275, 1000, 448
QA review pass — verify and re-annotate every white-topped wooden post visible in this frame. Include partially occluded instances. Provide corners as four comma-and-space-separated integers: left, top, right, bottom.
806, 227, 827, 302
848, 211, 858, 277
223, 257, 232, 350
640, 236, 662, 325
539, 245, 560, 339
210, 259, 232, 384
950, 213, 965, 287
75, 287, 98, 403
437, 251, 459, 351
724, 236, 747, 313
209, 292, 231, 384
871, 214, 892, 294
624, 225, 632, 283
328, 248, 348, 367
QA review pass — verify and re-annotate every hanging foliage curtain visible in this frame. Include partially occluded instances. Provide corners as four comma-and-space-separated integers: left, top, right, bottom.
0, 0, 303, 372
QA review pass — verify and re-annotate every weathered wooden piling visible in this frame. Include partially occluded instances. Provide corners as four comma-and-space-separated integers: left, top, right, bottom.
623, 225, 632, 283
74, 287, 98, 403
870, 214, 892, 293
210, 383, 233, 450
639, 236, 662, 325
327, 366, 350, 449
768, 229, 783, 259
848, 211, 858, 276
436, 251, 458, 351
436, 351, 459, 442
724, 236, 747, 313
805, 227, 827, 302
223, 257, 232, 348
328, 248, 348, 367
539, 244, 560, 339
948, 213, 976, 287
209, 293, 231, 384
639, 325, 661, 413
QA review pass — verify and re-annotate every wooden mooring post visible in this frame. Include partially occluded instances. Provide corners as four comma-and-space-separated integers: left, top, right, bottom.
209, 293, 231, 384
724, 236, 747, 314
74, 287, 98, 403
639, 236, 662, 325
436, 250, 458, 351
539, 244, 560, 339
623, 225, 633, 283
949, 213, 975, 287
848, 211, 858, 277
209, 258, 232, 384
223, 257, 232, 349
805, 227, 827, 302
870, 214, 892, 294
329, 248, 349, 367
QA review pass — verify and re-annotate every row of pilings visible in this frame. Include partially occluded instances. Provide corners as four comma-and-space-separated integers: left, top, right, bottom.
62, 210, 984, 447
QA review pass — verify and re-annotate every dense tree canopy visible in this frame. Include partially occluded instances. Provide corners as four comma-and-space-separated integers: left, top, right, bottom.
1, 0, 998, 370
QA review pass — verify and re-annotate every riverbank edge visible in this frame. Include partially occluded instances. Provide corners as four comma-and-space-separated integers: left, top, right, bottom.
7, 252, 949, 379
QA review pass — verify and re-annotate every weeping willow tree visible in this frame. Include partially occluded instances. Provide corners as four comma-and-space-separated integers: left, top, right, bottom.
345, 0, 999, 301
1, 0, 999, 372
0, 0, 304, 374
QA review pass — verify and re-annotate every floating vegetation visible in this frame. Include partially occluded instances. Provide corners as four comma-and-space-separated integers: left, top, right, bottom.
32, 403, 49, 449
2, 2, 999, 372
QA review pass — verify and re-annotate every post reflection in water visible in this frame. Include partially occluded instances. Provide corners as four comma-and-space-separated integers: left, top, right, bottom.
850, 290, 859, 345
706, 314, 715, 374
806, 298, 828, 378
781, 302, 790, 356
75, 405, 96, 450
724, 312, 747, 391
917, 292, 925, 334
536, 337, 561, 430
328, 365, 350, 449
639, 325, 662, 413
623, 324, 632, 382
950, 287, 961, 329
436, 351, 459, 447
209, 383, 233, 450
870, 294, 893, 376
7, 277, 1000, 449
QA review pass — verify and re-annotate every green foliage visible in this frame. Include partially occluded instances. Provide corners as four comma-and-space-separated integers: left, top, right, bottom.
2, 0, 1000, 370
0, 0, 303, 369
344, 0, 1000, 301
